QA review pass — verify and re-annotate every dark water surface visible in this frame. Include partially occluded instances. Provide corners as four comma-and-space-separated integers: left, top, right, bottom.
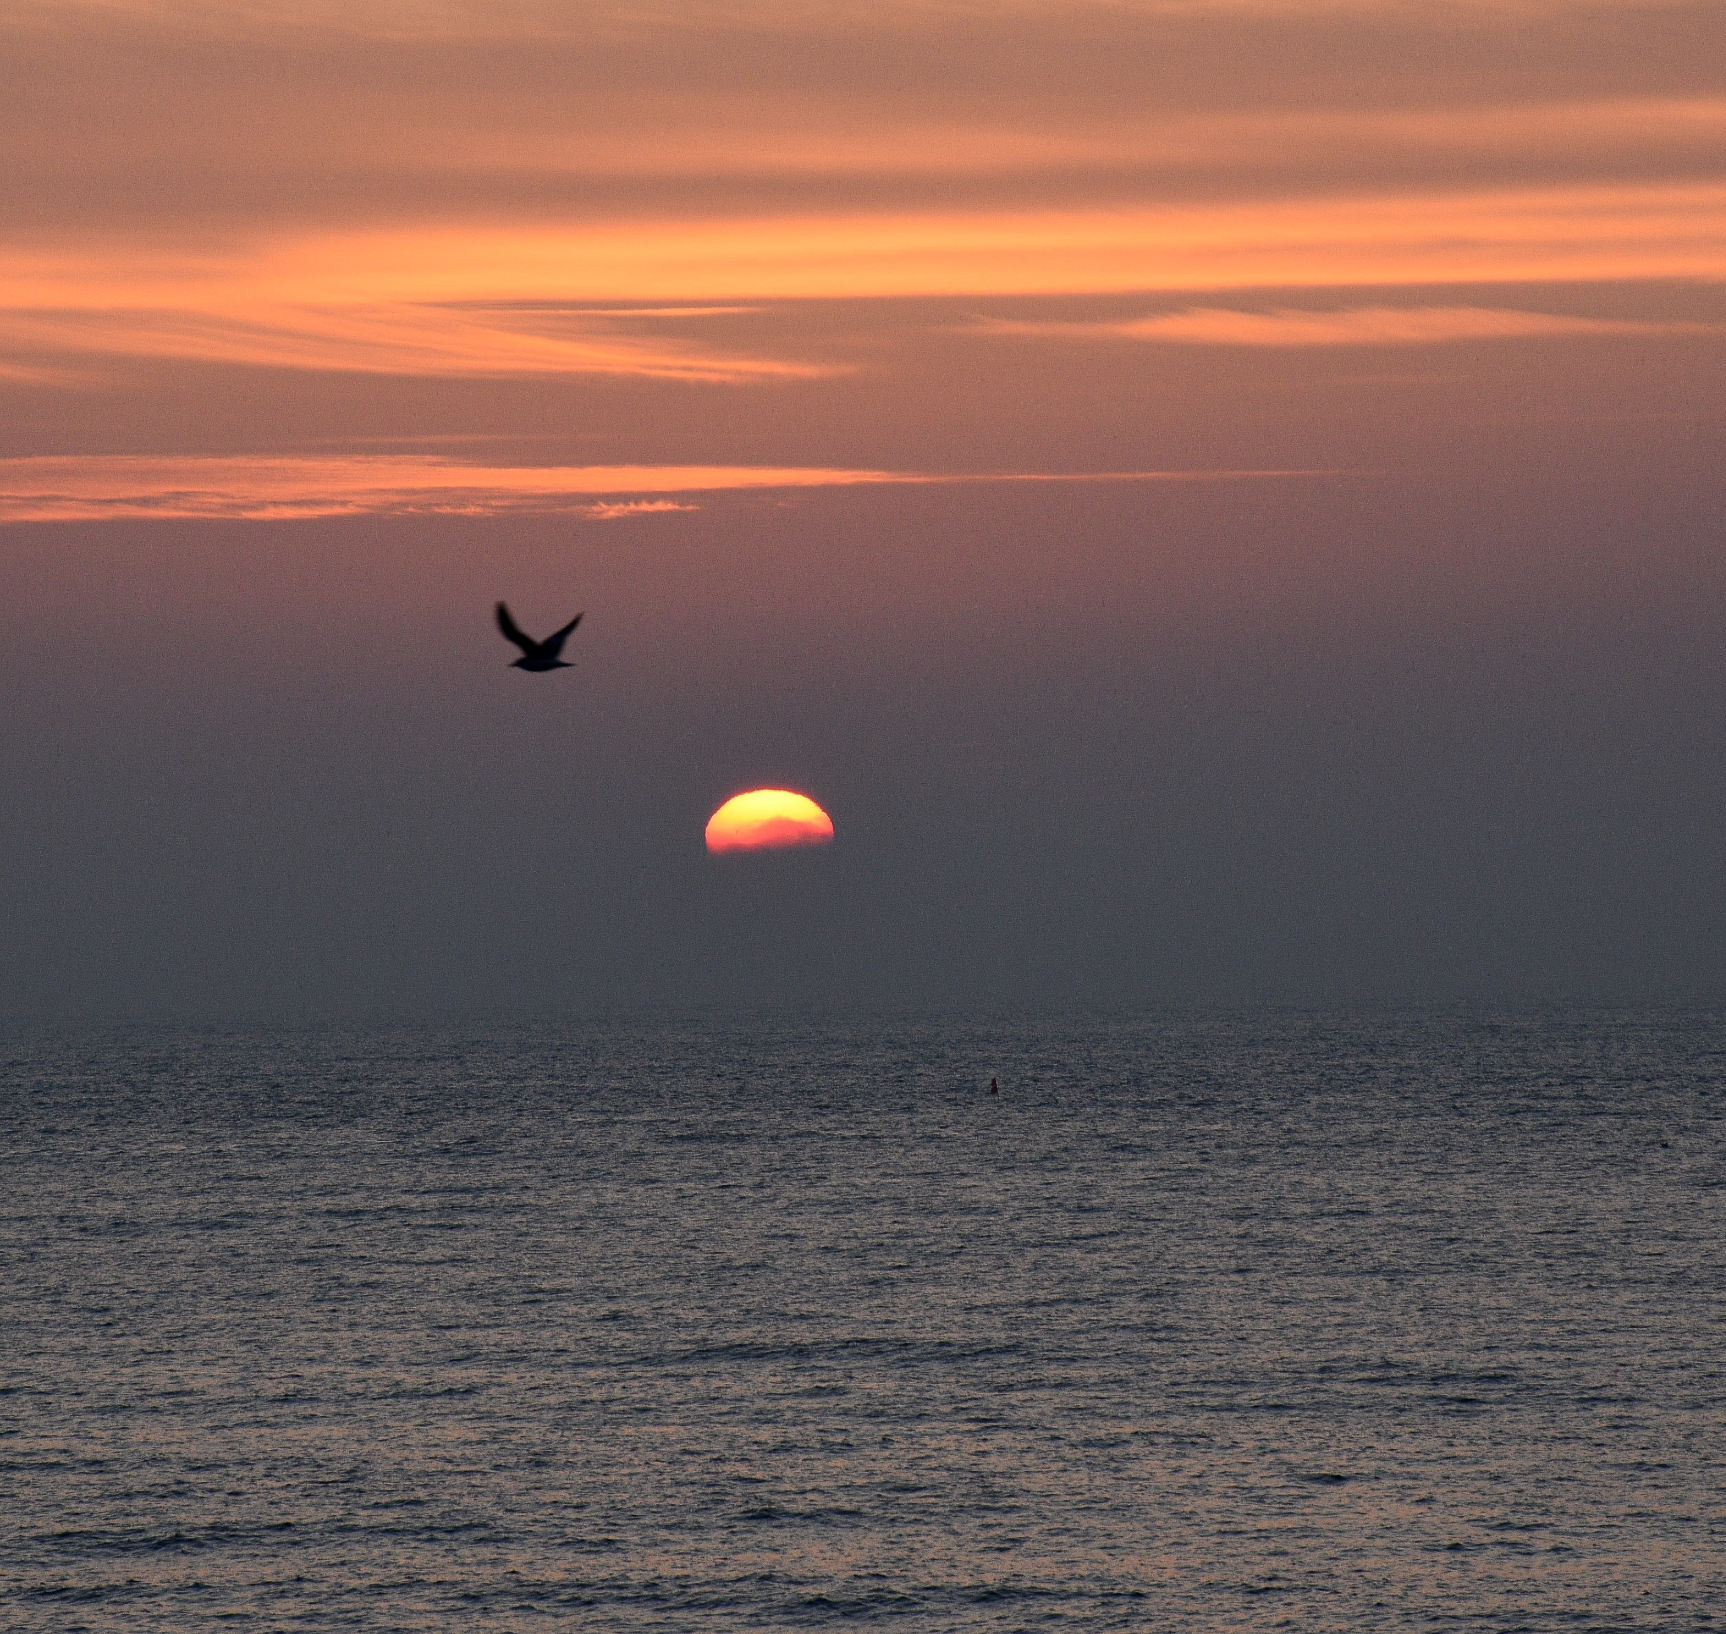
2, 1010, 1723, 1630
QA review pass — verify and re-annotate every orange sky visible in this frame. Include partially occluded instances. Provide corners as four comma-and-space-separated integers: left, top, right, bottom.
2, 0, 1722, 498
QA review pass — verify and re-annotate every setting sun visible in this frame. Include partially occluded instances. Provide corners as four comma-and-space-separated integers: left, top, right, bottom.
705, 790, 835, 855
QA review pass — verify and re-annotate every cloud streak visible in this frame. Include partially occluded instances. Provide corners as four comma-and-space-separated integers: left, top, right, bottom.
293, 184, 1726, 299
3, 181, 1722, 387
0, 287, 827, 383
980, 305, 1722, 346
580, 499, 702, 520
0, 455, 1338, 522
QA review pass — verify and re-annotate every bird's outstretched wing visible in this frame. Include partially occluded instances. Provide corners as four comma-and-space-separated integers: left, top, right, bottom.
541, 612, 584, 659
495, 601, 538, 656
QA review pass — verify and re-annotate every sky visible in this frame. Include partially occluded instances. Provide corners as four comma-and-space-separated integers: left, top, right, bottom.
2, 0, 1724, 1016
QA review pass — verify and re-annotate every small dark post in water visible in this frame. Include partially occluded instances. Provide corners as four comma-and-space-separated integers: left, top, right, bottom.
989, 1077, 998, 1094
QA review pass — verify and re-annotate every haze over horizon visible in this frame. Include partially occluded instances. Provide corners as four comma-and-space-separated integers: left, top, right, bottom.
3, 0, 1724, 1016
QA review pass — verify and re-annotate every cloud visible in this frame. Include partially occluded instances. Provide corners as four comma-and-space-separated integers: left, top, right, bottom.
312, 182, 1726, 298
5, 179, 1722, 393
4, 0, 1724, 396
8, 3, 1724, 234
580, 499, 702, 519
4, 0, 1720, 454
0, 455, 1336, 522
0, 283, 828, 383
980, 305, 1723, 346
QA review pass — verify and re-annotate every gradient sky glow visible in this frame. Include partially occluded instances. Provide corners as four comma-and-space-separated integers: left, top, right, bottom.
3, 0, 1724, 1013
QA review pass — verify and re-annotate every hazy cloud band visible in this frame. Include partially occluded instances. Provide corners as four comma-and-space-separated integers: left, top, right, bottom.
0, 455, 1338, 522
977, 305, 1723, 345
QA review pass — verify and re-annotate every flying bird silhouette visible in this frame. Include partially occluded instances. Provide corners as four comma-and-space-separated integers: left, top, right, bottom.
496, 602, 583, 672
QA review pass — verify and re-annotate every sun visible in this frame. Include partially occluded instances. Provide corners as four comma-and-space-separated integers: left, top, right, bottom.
705, 789, 835, 854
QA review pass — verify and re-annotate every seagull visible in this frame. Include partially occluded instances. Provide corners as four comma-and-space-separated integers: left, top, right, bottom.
496, 602, 583, 672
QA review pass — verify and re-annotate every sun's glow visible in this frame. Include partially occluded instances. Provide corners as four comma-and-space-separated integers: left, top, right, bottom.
705, 790, 835, 855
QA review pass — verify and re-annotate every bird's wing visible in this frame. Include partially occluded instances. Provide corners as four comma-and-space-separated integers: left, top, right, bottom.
541, 612, 584, 658
495, 601, 539, 655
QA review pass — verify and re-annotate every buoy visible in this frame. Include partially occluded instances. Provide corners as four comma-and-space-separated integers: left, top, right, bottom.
989, 1077, 998, 1094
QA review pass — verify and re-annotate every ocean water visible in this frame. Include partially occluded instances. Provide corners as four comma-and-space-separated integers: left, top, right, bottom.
1, 1009, 1722, 1631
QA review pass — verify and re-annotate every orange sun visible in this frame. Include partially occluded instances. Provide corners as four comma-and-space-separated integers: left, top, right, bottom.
705, 789, 835, 854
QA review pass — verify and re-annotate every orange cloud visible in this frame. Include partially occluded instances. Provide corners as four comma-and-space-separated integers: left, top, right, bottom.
580, 499, 702, 519
3, 180, 1722, 391
0, 455, 1333, 522
418, 182, 1722, 298
5, 0, 1722, 465
0, 277, 826, 383
0, 457, 901, 521
980, 305, 1722, 346
7, 0, 1726, 391
11, 0, 1724, 223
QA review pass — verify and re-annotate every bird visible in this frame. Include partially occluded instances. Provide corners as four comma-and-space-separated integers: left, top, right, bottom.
496, 602, 583, 672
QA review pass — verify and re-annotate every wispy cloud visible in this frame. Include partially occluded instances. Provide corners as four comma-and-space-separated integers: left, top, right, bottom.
580, 498, 702, 519
6, 0, 1726, 395
5, 0, 1721, 496
0, 455, 1338, 522
979, 305, 1723, 346
0, 287, 826, 383
5, 181, 1722, 389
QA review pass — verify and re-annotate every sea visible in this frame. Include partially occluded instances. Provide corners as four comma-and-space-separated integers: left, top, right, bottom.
1, 1008, 1721, 1631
